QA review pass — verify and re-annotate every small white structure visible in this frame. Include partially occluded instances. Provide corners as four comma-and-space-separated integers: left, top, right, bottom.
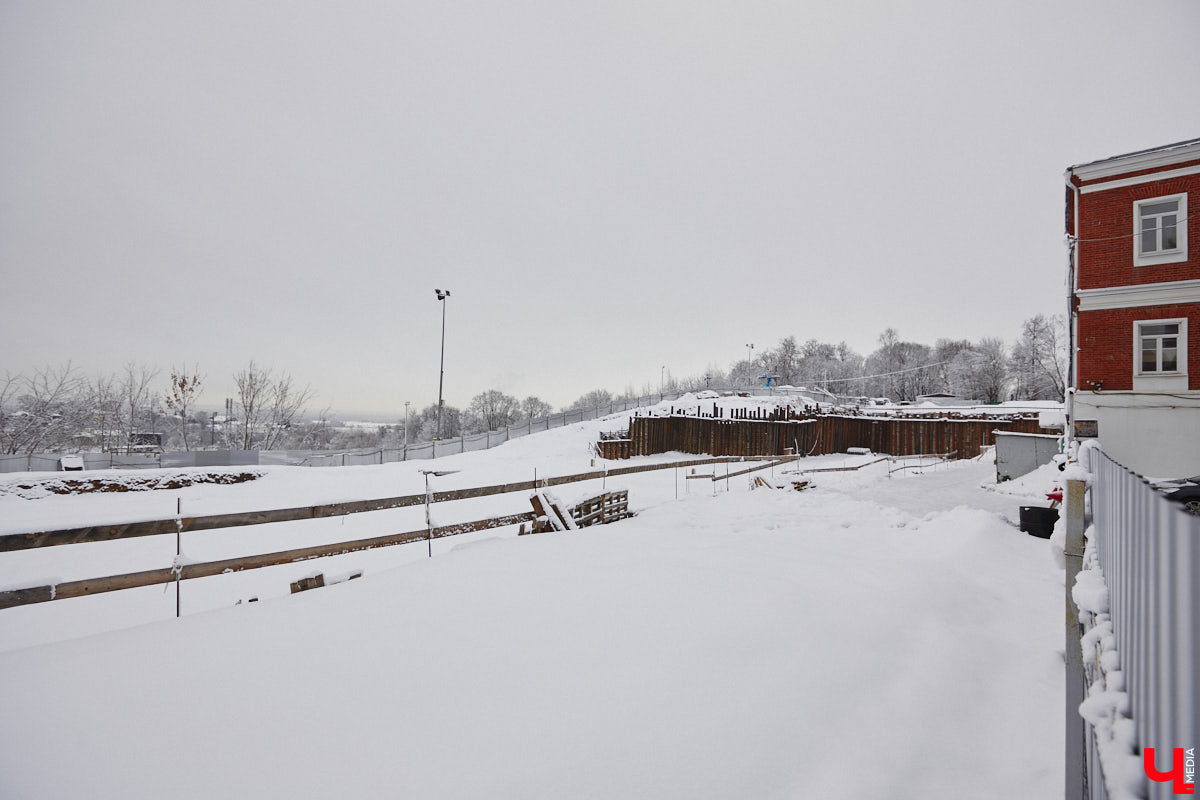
58, 455, 84, 471
994, 432, 1061, 482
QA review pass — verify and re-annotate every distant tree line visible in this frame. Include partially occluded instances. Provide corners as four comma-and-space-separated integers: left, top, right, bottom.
0, 360, 313, 455
650, 314, 1065, 405
1, 315, 1065, 455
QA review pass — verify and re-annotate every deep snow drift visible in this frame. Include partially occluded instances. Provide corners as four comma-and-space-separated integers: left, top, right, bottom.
0, 410, 1066, 799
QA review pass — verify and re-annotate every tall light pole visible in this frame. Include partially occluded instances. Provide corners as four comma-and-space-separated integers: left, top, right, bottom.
745, 343, 755, 387
403, 400, 411, 457
435, 289, 451, 439
661, 365, 666, 396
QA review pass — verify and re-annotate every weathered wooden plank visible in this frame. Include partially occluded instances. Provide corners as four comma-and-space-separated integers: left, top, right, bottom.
290, 574, 325, 593
0, 511, 537, 609
712, 458, 794, 482
0, 585, 55, 608
0, 496, 431, 553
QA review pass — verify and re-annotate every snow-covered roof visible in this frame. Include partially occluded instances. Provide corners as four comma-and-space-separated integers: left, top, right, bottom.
1067, 136, 1200, 180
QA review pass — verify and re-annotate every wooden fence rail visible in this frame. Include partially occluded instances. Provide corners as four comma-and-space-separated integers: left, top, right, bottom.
0, 512, 536, 610
0, 455, 794, 609
0, 455, 763, 553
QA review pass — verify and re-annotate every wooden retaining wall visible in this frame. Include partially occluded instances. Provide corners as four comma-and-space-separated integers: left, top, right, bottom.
602, 413, 1050, 460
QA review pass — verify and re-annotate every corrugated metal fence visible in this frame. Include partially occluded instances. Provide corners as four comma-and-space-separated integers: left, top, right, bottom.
1078, 450, 1199, 799
0, 452, 164, 473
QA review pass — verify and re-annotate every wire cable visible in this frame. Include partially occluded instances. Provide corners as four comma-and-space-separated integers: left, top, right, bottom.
816, 360, 949, 385
1069, 211, 1195, 244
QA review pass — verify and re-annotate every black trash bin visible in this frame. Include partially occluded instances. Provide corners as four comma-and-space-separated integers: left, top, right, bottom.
1019, 506, 1059, 538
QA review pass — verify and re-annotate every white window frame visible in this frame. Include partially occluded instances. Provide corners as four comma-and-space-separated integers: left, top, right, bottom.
1133, 192, 1187, 267
1133, 317, 1187, 383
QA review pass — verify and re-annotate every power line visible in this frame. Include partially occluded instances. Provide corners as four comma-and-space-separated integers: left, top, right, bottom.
1070, 211, 1194, 244
817, 360, 948, 385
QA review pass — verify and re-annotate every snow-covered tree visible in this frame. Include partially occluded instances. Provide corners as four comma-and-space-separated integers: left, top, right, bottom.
771, 336, 800, 385
465, 390, 521, 433
948, 338, 1009, 403
118, 362, 160, 451
232, 361, 314, 449
412, 402, 461, 440
522, 395, 553, 420
1010, 314, 1066, 401
0, 363, 92, 454
566, 389, 613, 412
864, 329, 936, 400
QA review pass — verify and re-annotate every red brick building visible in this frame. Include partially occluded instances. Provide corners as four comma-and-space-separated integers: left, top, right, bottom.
1066, 138, 1200, 478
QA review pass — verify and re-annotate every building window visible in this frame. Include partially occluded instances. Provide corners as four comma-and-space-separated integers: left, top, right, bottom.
1134, 193, 1187, 266
1135, 318, 1186, 376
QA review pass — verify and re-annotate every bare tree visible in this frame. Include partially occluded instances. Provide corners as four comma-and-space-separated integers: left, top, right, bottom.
233, 361, 272, 449
85, 372, 121, 452
1, 363, 91, 454
465, 390, 521, 433
164, 365, 204, 451
865, 329, 936, 400
0, 370, 20, 454
261, 372, 314, 450
1010, 314, 1066, 401
413, 402, 461, 440
117, 362, 160, 452
566, 389, 613, 411
522, 395, 553, 420
796, 339, 864, 393
932, 339, 974, 393
233, 361, 314, 449
771, 336, 800, 385
292, 405, 334, 449
949, 337, 1009, 403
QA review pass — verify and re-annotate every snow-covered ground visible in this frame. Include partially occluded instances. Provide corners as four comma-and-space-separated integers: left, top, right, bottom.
0, 407, 1066, 799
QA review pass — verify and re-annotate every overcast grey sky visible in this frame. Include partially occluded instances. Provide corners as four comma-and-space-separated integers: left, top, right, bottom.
3, 1, 1200, 415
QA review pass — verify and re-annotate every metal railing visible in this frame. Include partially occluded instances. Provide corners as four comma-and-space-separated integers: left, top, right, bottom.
1071, 449, 1199, 799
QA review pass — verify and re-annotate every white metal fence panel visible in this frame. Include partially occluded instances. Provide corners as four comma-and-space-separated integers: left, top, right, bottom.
1087, 450, 1199, 800
0, 455, 34, 473
405, 442, 434, 460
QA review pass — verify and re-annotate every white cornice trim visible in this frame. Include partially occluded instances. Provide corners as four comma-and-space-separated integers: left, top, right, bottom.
1071, 141, 1200, 181
1076, 279, 1200, 311
1080, 164, 1200, 194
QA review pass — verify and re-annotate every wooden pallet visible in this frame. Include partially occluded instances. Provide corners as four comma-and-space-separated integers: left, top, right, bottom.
521, 489, 633, 535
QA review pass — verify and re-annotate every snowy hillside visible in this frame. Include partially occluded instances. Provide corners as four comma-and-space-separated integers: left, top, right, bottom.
0, 407, 1065, 799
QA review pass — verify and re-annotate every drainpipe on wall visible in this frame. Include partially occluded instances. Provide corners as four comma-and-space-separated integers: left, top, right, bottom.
1064, 169, 1081, 455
